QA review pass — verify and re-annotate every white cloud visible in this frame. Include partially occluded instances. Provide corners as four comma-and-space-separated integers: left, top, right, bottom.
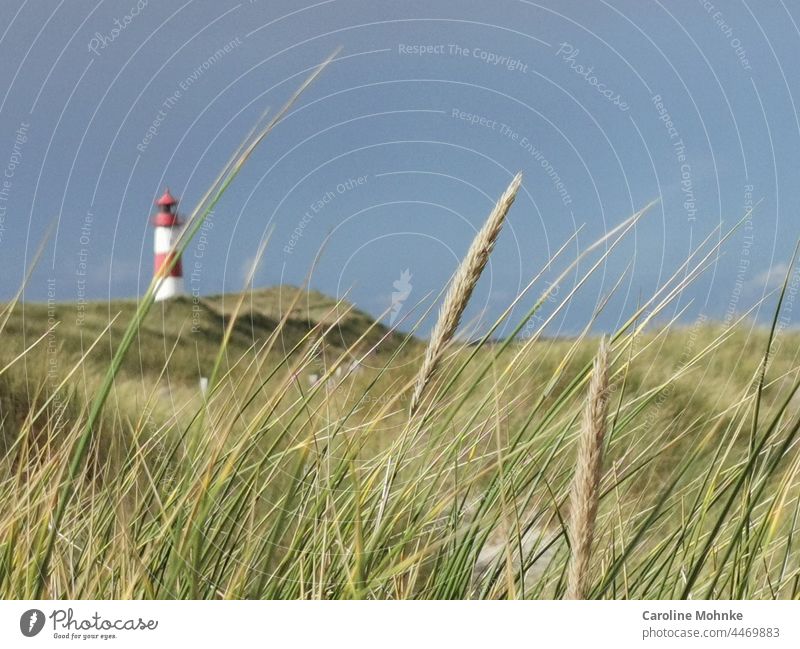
748, 262, 792, 291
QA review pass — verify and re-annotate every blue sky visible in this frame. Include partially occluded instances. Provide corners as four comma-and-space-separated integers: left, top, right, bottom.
0, 0, 798, 337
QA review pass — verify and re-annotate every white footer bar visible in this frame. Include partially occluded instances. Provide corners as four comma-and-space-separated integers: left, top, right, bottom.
1, 600, 798, 648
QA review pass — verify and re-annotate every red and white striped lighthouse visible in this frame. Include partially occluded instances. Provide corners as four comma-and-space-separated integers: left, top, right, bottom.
152, 189, 184, 302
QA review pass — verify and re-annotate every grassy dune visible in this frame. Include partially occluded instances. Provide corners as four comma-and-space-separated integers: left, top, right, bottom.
2, 283, 799, 599
0, 286, 408, 451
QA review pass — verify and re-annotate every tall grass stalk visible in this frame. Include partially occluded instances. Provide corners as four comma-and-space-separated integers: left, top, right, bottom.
409, 172, 522, 415
566, 338, 610, 599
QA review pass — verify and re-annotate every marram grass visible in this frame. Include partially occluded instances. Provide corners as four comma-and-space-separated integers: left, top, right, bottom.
409, 172, 522, 415
566, 337, 610, 600
1, 66, 800, 600
2, 280, 800, 599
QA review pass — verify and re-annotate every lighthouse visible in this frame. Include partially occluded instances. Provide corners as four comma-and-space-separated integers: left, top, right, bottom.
152, 189, 184, 302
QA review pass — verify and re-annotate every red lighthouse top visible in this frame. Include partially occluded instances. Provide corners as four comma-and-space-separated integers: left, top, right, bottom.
156, 189, 178, 207
152, 189, 181, 227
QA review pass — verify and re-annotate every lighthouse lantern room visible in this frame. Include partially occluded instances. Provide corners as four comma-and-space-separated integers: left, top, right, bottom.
152, 189, 184, 302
